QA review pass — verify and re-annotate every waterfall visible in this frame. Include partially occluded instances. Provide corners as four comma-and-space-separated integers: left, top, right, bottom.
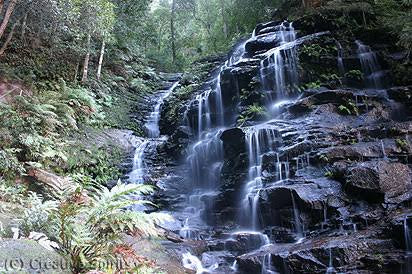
404, 216, 412, 273
178, 33, 248, 251
336, 41, 346, 77
182, 252, 218, 274
146, 81, 180, 138
128, 140, 149, 184
260, 22, 299, 104
261, 235, 276, 274
240, 126, 278, 229
291, 191, 304, 239
326, 248, 336, 273
355, 40, 385, 90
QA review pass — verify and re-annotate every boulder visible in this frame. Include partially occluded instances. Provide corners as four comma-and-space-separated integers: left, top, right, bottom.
245, 32, 282, 56
0, 239, 70, 274
343, 161, 412, 203
220, 128, 246, 158
27, 169, 72, 193
237, 233, 403, 274
318, 140, 402, 162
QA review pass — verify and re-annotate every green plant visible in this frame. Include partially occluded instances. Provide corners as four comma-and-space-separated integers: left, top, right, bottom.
19, 180, 172, 273
0, 182, 26, 204
345, 70, 363, 81
396, 138, 409, 152
238, 103, 266, 125
338, 105, 352, 115
338, 100, 359, 116
21, 192, 59, 235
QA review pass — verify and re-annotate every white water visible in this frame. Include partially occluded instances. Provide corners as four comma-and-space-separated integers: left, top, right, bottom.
128, 140, 149, 184
240, 125, 279, 229
146, 81, 180, 138
404, 216, 412, 273
355, 40, 385, 90
336, 41, 346, 77
178, 22, 330, 273
325, 248, 336, 273
260, 22, 298, 103
182, 252, 218, 274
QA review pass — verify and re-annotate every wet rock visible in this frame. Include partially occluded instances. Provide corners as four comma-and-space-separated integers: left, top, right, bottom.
220, 64, 259, 108
343, 161, 412, 203
225, 232, 269, 253
387, 86, 412, 105
0, 239, 70, 274
164, 126, 193, 159
237, 233, 403, 274
318, 140, 402, 162
259, 179, 345, 229
254, 21, 282, 35
220, 128, 246, 157
245, 32, 282, 56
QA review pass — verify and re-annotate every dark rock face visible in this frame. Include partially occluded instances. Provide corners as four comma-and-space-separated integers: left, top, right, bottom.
343, 161, 412, 203
245, 32, 282, 56
154, 18, 412, 274
213, 128, 248, 224
237, 233, 404, 274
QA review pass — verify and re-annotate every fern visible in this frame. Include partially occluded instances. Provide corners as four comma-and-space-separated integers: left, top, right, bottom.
19, 180, 173, 272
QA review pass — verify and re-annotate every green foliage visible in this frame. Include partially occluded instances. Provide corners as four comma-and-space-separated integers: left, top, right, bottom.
301, 81, 322, 90
301, 44, 337, 59
375, 0, 412, 55
0, 182, 26, 204
66, 145, 122, 184
21, 192, 59, 235
19, 180, 172, 273
338, 100, 359, 116
396, 138, 409, 152
345, 70, 363, 81
238, 103, 266, 125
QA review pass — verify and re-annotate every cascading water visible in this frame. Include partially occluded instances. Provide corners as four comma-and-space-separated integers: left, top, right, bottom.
176, 21, 328, 273
240, 126, 279, 229
336, 41, 346, 77
178, 37, 249, 271
128, 140, 149, 184
404, 216, 412, 273
355, 40, 385, 90
146, 81, 180, 138
260, 22, 299, 104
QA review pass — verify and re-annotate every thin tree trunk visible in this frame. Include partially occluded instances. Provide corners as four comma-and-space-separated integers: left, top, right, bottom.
0, 0, 17, 40
220, 0, 228, 39
96, 39, 105, 80
0, 21, 18, 56
81, 34, 91, 83
0, 0, 4, 15
20, 12, 27, 41
170, 0, 177, 65
74, 60, 79, 82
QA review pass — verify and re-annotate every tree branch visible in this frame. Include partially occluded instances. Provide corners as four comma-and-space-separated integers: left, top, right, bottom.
0, 0, 18, 40
0, 20, 18, 57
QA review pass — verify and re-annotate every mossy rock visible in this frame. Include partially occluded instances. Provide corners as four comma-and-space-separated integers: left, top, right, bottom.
0, 239, 70, 273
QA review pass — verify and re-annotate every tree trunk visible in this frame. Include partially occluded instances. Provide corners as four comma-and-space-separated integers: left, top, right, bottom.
74, 60, 79, 82
170, 0, 177, 65
81, 34, 91, 83
220, 0, 228, 39
0, 0, 4, 15
20, 12, 27, 41
0, 0, 17, 40
0, 20, 18, 57
96, 39, 105, 80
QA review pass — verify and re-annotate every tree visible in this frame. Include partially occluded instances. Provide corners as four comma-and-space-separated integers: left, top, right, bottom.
171, 0, 177, 65
0, 0, 18, 40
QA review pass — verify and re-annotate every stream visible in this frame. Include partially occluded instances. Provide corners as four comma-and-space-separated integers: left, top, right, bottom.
128, 21, 412, 274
